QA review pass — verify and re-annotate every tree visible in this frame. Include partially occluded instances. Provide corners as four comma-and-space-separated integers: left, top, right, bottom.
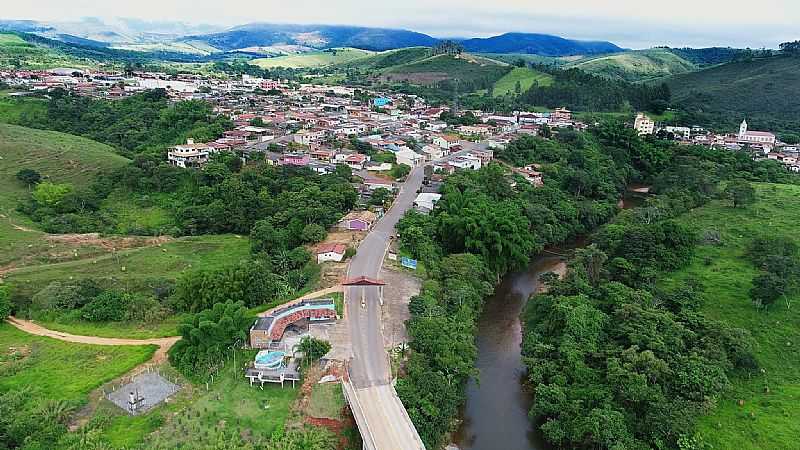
296, 336, 331, 367
390, 163, 411, 180
370, 187, 392, 206
250, 220, 285, 254
750, 272, 787, 309
32, 182, 72, 207
0, 285, 11, 319
724, 179, 757, 208
301, 223, 326, 243
16, 169, 41, 187
779, 40, 800, 55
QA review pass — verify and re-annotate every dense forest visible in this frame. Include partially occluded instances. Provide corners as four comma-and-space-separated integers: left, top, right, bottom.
11, 88, 231, 157
451, 65, 672, 116
395, 122, 795, 448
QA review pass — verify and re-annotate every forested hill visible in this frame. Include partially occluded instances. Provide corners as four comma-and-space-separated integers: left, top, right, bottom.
667, 55, 800, 134
459, 33, 622, 56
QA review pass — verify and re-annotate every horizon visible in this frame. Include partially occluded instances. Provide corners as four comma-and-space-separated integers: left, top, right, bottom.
3, 0, 799, 49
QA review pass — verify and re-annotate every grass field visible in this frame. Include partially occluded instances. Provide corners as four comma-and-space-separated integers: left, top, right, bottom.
492, 67, 553, 96
5, 234, 251, 297
137, 351, 298, 448
0, 323, 156, 405
567, 49, 697, 82
382, 53, 510, 86
0, 32, 96, 70
307, 382, 346, 419
252, 47, 374, 68
0, 123, 129, 268
659, 183, 800, 448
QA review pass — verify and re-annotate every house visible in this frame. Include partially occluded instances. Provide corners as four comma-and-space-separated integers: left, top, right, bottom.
311, 149, 335, 162
345, 154, 369, 170
396, 149, 424, 168
514, 165, 544, 187
338, 210, 377, 231
279, 153, 310, 166
317, 243, 347, 263
413, 193, 442, 214
550, 107, 572, 122
433, 134, 460, 150
422, 145, 445, 160
634, 113, 655, 136
167, 139, 213, 168
361, 175, 394, 191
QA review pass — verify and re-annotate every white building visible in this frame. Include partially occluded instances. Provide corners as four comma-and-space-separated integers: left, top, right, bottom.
413, 193, 442, 213
167, 139, 213, 169
396, 149, 424, 168
738, 119, 776, 146
317, 243, 347, 263
634, 113, 655, 136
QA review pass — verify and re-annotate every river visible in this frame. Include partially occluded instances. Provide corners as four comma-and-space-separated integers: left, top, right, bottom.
454, 188, 646, 450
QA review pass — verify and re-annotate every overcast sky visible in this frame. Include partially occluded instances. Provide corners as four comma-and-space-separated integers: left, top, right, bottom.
4, 0, 799, 49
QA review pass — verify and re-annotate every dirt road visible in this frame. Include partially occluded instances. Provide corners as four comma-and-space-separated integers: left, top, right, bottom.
5, 317, 179, 363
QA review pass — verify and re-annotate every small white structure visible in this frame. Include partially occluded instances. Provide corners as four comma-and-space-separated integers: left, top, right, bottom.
413, 193, 442, 213
317, 243, 347, 263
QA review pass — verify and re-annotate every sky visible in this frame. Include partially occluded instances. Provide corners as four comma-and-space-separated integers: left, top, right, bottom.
4, 0, 799, 49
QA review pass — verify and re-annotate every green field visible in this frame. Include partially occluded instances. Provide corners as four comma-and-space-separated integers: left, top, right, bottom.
659, 183, 800, 448
136, 351, 298, 448
567, 48, 698, 82
6, 234, 251, 296
335, 47, 432, 70
380, 53, 510, 86
0, 32, 97, 70
0, 123, 129, 268
492, 67, 553, 96
252, 47, 375, 68
0, 323, 156, 404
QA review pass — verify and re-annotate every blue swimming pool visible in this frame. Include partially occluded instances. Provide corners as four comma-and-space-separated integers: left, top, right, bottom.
254, 350, 285, 370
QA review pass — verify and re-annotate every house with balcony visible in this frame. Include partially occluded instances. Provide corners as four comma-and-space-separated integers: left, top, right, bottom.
167, 139, 213, 169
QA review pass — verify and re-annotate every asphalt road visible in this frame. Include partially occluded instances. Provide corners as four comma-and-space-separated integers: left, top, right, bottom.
346, 165, 425, 387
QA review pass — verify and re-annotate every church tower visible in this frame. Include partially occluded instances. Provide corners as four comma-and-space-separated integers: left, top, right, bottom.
739, 119, 748, 139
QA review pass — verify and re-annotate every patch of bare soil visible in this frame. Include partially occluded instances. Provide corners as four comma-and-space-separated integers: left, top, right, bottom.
46, 233, 172, 250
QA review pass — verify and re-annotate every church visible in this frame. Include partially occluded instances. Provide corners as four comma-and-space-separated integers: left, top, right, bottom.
738, 119, 776, 147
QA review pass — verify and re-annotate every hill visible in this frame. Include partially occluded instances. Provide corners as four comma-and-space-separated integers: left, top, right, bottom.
252, 47, 375, 68
567, 48, 698, 82
492, 66, 553, 96
0, 123, 129, 268
667, 55, 800, 133
378, 52, 510, 86
184, 23, 438, 52
460, 32, 622, 56
660, 183, 800, 449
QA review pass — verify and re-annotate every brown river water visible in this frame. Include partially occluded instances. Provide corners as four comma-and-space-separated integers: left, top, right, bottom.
453, 189, 646, 450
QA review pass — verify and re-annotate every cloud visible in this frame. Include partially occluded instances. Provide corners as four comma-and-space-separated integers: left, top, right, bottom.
3, 0, 798, 48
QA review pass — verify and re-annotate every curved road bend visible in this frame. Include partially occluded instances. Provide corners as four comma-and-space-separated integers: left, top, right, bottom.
345, 166, 426, 449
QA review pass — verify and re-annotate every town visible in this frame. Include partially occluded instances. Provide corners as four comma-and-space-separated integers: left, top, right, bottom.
1, 14, 800, 450
4, 67, 798, 179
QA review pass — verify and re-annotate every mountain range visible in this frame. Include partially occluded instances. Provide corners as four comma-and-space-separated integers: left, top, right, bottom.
0, 18, 623, 57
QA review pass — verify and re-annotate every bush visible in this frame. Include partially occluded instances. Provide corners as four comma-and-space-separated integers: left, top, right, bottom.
15, 169, 41, 187
0, 286, 11, 319
81, 291, 130, 322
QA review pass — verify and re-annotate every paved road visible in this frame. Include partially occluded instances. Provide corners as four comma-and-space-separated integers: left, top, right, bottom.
344, 166, 427, 450
346, 166, 424, 387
